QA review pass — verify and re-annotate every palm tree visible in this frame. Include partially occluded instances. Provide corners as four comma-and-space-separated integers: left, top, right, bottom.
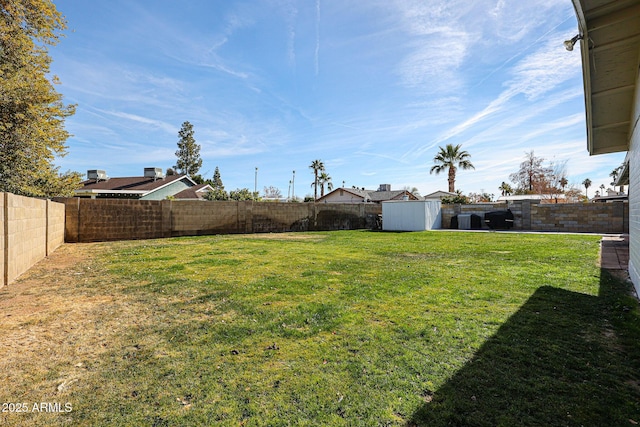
582, 178, 592, 198
309, 159, 325, 200
430, 144, 475, 193
499, 182, 513, 196
318, 172, 333, 197
610, 165, 625, 192
610, 168, 619, 185
559, 177, 568, 193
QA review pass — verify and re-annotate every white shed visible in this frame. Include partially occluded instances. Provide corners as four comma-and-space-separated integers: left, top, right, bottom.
381, 200, 442, 231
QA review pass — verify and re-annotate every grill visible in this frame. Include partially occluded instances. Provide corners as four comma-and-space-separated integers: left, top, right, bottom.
484, 210, 514, 229
450, 214, 483, 230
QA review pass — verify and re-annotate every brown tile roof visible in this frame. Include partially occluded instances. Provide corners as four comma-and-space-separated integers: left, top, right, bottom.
78, 174, 188, 192
368, 190, 418, 201
173, 183, 212, 200
316, 187, 419, 203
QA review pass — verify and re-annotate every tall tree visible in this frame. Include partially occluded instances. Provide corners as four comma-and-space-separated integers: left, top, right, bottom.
509, 151, 552, 194
229, 188, 259, 201
318, 171, 333, 197
263, 186, 282, 199
205, 166, 228, 200
430, 144, 475, 193
402, 186, 421, 197
610, 165, 625, 192
212, 166, 224, 189
0, 0, 80, 196
309, 159, 325, 200
499, 182, 513, 196
174, 121, 202, 177
582, 178, 592, 198
559, 177, 568, 192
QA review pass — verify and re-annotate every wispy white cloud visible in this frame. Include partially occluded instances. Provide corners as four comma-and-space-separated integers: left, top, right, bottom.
392, 0, 472, 92
508, 38, 581, 100
96, 110, 176, 135
487, 0, 569, 43
287, 2, 297, 67
398, 31, 470, 91
196, 60, 251, 79
517, 113, 585, 143
403, 32, 582, 159
355, 150, 412, 164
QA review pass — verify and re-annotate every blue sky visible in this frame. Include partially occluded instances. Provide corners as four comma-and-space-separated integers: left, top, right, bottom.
50, 0, 626, 198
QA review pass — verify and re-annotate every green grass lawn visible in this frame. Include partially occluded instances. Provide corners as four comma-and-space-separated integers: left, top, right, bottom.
11, 231, 640, 426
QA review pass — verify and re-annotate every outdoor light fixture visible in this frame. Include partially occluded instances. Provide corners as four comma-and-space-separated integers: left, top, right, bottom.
564, 34, 583, 51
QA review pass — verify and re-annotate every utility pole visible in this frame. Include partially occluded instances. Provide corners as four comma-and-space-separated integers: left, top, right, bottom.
254, 167, 258, 195
292, 170, 296, 201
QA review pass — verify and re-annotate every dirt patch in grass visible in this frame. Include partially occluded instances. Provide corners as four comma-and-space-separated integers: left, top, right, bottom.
0, 244, 150, 426
240, 232, 328, 242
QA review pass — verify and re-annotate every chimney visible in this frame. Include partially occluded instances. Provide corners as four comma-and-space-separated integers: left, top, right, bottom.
144, 167, 164, 181
87, 170, 108, 182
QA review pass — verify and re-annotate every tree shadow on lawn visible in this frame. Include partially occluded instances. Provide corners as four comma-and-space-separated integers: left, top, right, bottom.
409, 270, 640, 427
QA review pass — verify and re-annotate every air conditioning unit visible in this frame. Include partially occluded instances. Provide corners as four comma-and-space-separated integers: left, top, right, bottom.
144, 167, 164, 180
87, 170, 108, 181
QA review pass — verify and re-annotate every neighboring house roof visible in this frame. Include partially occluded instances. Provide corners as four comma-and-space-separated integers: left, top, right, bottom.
593, 194, 628, 202
341, 187, 369, 199
424, 191, 457, 200
571, 0, 640, 155
173, 183, 213, 200
316, 187, 419, 203
497, 194, 567, 202
75, 173, 197, 199
616, 154, 631, 186
367, 190, 418, 202
593, 189, 628, 203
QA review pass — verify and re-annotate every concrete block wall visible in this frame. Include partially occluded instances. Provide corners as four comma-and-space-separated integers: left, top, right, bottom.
530, 202, 627, 233
59, 198, 167, 242
47, 200, 66, 255
313, 202, 381, 230
6, 194, 47, 287
60, 199, 384, 242
1, 193, 65, 287
441, 203, 508, 229
172, 201, 244, 235
251, 202, 311, 233
442, 201, 628, 233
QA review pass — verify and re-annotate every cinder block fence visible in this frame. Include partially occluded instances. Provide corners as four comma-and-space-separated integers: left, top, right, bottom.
56, 198, 383, 243
57, 198, 629, 243
2, 195, 629, 287
1, 193, 65, 288
441, 201, 628, 233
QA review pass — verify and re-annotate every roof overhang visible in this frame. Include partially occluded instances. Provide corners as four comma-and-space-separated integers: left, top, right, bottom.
571, 0, 640, 155
74, 189, 147, 197
615, 152, 631, 186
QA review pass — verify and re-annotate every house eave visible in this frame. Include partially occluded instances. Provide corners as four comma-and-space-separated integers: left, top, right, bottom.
572, 0, 640, 156
74, 189, 148, 197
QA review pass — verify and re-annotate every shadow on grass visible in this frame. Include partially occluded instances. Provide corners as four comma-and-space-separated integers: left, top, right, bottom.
409, 270, 640, 426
